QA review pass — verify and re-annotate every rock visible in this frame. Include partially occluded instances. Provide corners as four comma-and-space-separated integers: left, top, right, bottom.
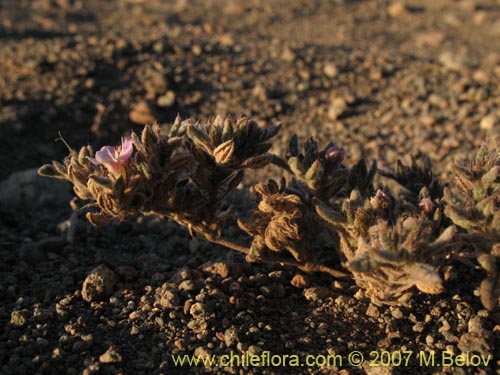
154, 288, 179, 309
99, 346, 122, 363
81, 265, 118, 302
189, 302, 208, 318
388, 2, 409, 18
0, 168, 71, 210
72, 340, 91, 353
10, 309, 30, 327
290, 274, 309, 288
281, 46, 296, 62
366, 303, 380, 318
18, 237, 67, 264
129, 101, 155, 125
364, 362, 394, 375
438, 319, 451, 333
252, 83, 268, 100
303, 287, 332, 301
328, 97, 348, 120
467, 316, 485, 334
390, 307, 404, 319
492, 19, 500, 36
479, 113, 498, 131
201, 262, 231, 278
187, 318, 208, 334
191, 45, 202, 56
425, 335, 434, 346
414, 31, 445, 48
17, 243, 46, 264
439, 51, 467, 71
193, 346, 211, 358
144, 73, 167, 97
224, 326, 238, 347
156, 91, 176, 107
171, 267, 192, 283
115, 265, 138, 282
412, 322, 425, 333
323, 62, 339, 78
458, 332, 491, 354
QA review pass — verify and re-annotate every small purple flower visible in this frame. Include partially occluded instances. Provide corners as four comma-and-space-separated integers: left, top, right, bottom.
88, 138, 134, 177
324, 143, 345, 164
419, 197, 433, 213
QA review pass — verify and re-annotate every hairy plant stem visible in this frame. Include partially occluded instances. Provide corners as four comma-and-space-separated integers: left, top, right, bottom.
210, 237, 349, 279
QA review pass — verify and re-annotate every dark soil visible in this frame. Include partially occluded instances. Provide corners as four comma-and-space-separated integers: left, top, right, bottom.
1, 0, 499, 374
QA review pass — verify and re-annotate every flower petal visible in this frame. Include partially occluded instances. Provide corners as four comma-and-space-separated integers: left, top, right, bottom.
119, 138, 134, 161
95, 146, 119, 163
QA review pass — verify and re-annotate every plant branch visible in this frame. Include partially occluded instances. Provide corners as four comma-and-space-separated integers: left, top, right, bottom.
210, 237, 250, 255
209, 236, 350, 279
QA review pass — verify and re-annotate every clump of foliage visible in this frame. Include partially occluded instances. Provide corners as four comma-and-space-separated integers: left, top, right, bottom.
443, 142, 500, 311
39, 116, 500, 310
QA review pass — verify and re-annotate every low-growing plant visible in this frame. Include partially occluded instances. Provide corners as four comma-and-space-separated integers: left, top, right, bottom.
39, 116, 500, 310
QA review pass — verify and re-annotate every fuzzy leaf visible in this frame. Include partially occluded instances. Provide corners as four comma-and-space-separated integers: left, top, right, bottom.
451, 164, 474, 180
209, 115, 224, 145
346, 251, 378, 273
187, 123, 212, 153
431, 226, 457, 247
213, 139, 235, 164
169, 153, 192, 171
73, 184, 93, 200
78, 146, 92, 164
288, 157, 302, 177
242, 154, 273, 169
221, 116, 233, 141
38, 164, 66, 179
305, 160, 322, 181
89, 175, 114, 190
169, 115, 182, 136
141, 124, 158, 147
220, 170, 244, 194
444, 205, 475, 231
314, 200, 345, 228
408, 263, 444, 294
368, 247, 400, 264
481, 165, 499, 187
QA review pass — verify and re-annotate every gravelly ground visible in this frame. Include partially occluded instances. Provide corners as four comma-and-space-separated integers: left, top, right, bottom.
0, 0, 499, 374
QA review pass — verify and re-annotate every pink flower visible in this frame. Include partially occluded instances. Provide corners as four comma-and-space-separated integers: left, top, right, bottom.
419, 197, 433, 213
88, 138, 134, 177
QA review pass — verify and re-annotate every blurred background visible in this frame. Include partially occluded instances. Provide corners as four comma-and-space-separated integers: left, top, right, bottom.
1, 0, 500, 184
